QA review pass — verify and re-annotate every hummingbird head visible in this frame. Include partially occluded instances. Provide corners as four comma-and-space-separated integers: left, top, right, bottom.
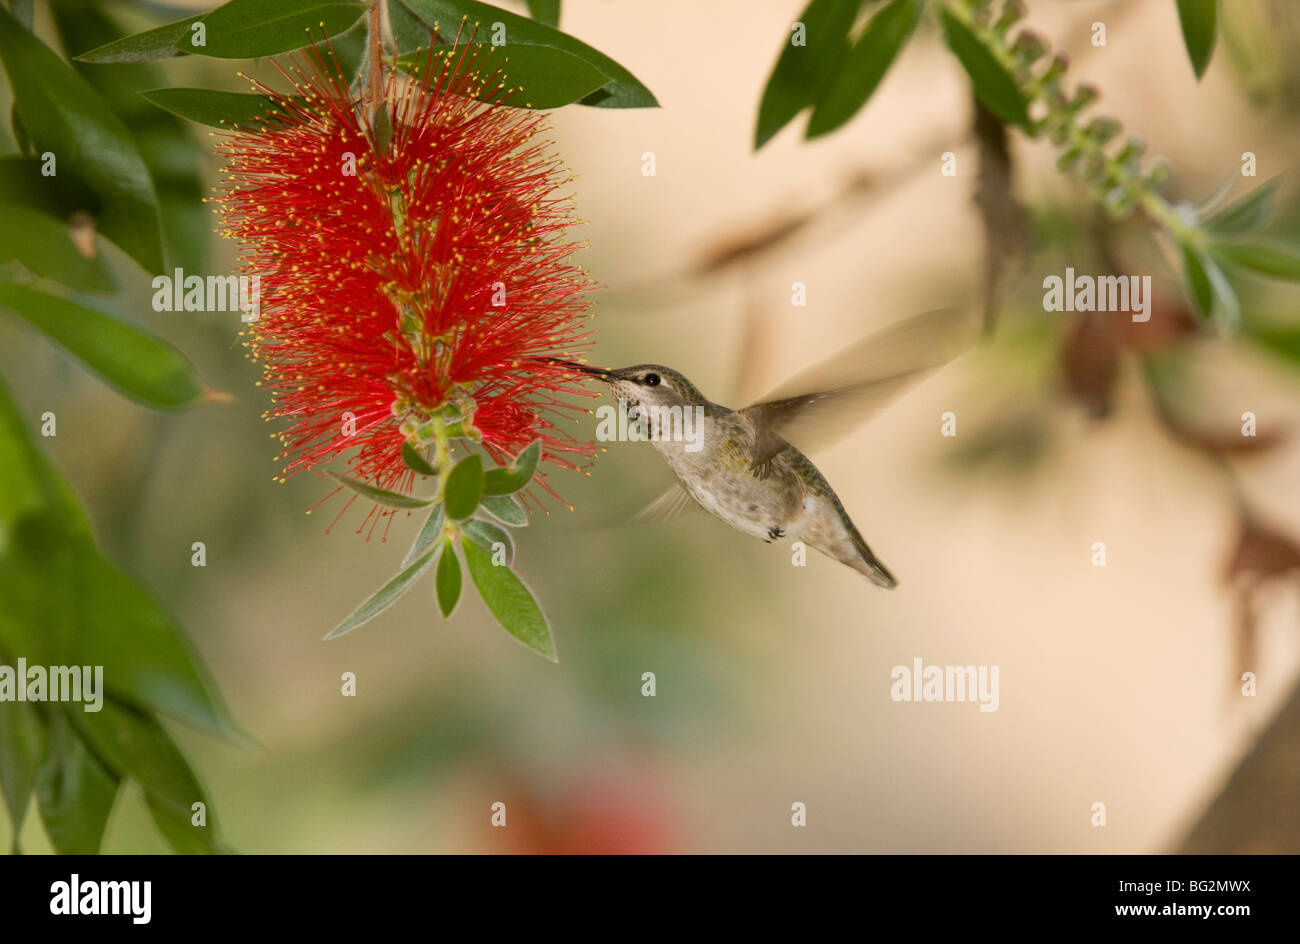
546, 360, 708, 410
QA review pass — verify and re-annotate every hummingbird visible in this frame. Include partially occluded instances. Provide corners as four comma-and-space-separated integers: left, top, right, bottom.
551, 307, 969, 587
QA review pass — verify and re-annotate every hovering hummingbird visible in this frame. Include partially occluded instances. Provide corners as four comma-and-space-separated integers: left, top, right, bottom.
552, 307, 969, 587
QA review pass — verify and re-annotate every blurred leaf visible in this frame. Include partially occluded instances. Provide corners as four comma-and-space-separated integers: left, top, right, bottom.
1177, 0, 1218, 80
329, 472, 434, 509
0, 204, 116, 292
75, 14, 200, 63
187, 0, 369, 59
401, 440, 439, 476
397, 0, 657, 108
395, 42, 608, 108
0, 6, 163, 271
435, 543, 462, 617
462, 539, 555, 661
0, 282, 201, 409
1181, 243, 1214, 316
526, 0, 560, 27
0, 699, 44, 846
754, 0, 861, 147
806, 0, 921, 139
70, 698, 218, 852
462, 517, 513, 564
1203, 176, 1281, 235
443, 453, 484, 520
138, 88, 289, 129
0, 156, 99, 218
480, 493, 527, 527
324, 547, 437, 639
1212, 241, 1300, 281
1245, 320, 1300, 368
34, 710, 120, 854
403, 505, 445, 568
483, 439, 540, 495
939, 4, 1031, 129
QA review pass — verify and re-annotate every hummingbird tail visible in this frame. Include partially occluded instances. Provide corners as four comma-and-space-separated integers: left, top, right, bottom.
841, 516, 897, 589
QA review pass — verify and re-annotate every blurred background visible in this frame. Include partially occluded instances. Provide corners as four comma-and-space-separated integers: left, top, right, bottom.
2, 0, 1300, 852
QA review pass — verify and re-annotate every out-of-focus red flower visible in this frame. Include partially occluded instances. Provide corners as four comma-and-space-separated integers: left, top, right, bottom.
212, 42, 595, 533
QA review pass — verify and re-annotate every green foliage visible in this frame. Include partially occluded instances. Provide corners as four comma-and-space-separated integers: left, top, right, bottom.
443, 454, 484, 520
435, 543, 462, 617
395, 42, 608, 109
185, 0, 369, 60
330, 472, 436, 509
1176, 0, 1219, 80
462, 539, 555, 661
525, 0, 561, 28
0, 205, 116, 293
137, 88, 288, 129
483, 440, 540, 495
325, 547, 439, 640
938, 2, 1030, 129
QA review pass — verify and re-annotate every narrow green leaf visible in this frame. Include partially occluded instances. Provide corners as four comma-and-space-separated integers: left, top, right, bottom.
395, 42, 608, 109
397, 0, 657, 108
138, 88, 289, 129
1176, 0, 1218, 80
34, 711, 120, 855
443, 454, 485, 520
0, 699, 44, 843
402, 441, 439, 476
462, 539, 555, 661
0, 7, 163, 271
324, 547, 437, 639
1181, 243, 1214, 317
480, 493, 528, 527
0, 204, 116, 292
1203, 176, 1281, 235
806, 0, 921, 140
403, 505, 444, 567
755, 0, 860, 149
526, 0, 561, 27
0, 156, 99, 219
1212, 241, 1300, 281
330, 472, 435, 509
938, 4, 1032, 130
390, 0, 434, 54
462, 518, 514, 565
75, 15, 201, 63
1245, 321, 1300, 369
435, 543, 462, 616
186, 0, 368, 60
482, 440, 541, 495
0, 283, 200, 409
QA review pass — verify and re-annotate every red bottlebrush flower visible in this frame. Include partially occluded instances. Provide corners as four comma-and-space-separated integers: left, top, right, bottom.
212, 40, 596, 535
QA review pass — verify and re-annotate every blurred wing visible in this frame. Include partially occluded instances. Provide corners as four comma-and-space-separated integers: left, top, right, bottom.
740, 307, 972, 466
632, 482, 702, 523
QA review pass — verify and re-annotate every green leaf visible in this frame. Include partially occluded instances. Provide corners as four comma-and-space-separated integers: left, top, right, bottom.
397, 0, 657, 108
1245, 321, 1300, 369
482, 439, 540, 495
755, 0, 860, 149
806, 0, 921, 140
138, 88, 289, 129
329, 472, 435, 509
0, 155, 100, 219
435, 543, 462, 616
75, 15, 201, 63
1176, 0, 1218, 80
1202, 176, 1282, 235
403, 505, 445, 568
443, 454, 485, 520
395, 42, 608, 109
0, 204, 116, 292
324, 547, 438, 639
0, 282, 201, 409
526, 0, 561, 27
462, 518, 514, 565
1181, 243, 1214, 317
34, 710, 120, 854
938, 4, 1032, 130
186, 0, 369, 59
70, 699, 218, 852
390, 0, 434, 54
0, 6, 163, 272
0, 699, 44, 844
462, 538, 555, 661
480, 493, 528, 527
1211, 241, 1300, 281
402, 441, 439, 476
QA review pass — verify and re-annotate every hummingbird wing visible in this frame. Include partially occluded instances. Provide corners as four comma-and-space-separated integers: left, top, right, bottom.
631, 482, 703, 522
738, 307, 972, 470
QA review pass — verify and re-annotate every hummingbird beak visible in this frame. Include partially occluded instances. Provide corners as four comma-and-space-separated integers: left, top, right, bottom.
538, 357, 612, 381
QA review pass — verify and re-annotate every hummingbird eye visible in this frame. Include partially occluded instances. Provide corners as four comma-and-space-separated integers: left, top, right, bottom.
642, 372, 661, 387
